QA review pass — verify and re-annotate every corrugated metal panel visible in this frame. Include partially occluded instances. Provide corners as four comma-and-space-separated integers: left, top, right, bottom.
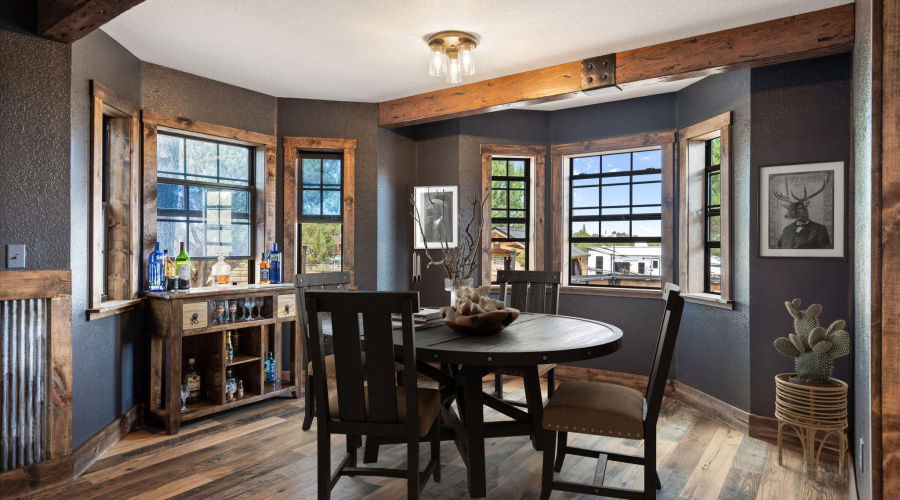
1, 299, 47, 472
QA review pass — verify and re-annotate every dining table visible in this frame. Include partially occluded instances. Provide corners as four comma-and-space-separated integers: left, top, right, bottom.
324, 311, 623, 498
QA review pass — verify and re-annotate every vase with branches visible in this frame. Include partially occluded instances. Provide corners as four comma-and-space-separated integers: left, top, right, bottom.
411, 189, 489, 304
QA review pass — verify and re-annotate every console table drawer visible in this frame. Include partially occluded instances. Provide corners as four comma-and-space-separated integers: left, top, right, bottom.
276, 294, 296, 318
183, 302, 209, 330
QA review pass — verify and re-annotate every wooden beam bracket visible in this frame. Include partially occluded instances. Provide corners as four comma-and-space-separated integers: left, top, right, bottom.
581, 54, 617, 93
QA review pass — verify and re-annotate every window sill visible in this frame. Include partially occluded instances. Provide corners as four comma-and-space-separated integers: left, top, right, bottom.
681, 292, 734, 310
87, 298, 144, 321
560, 286, 662, 299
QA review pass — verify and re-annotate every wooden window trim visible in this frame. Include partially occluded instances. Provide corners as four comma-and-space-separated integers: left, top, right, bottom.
678, 112, 734, 307
283, 137, 357, 285
550, 131, 675, 296
480, 144, 546, 286
89, 81, 141, 321
141, 110, 277, 286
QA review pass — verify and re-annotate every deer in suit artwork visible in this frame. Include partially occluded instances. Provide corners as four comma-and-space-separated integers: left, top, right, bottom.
773, 172, 832, 250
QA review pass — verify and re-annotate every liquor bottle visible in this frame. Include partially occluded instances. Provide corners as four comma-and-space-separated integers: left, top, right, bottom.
175, 242, 191, 290
265, 351, 277, 383
268, 243, 282, 284
164, 250, 177, 291
225, 331, 234, 362
183, 356, 201, 404
225, 368, 237, 402
237, 380, 244, 399
148, 242, 166, 292
212, 255, 231, 286
259, 252, 270, 284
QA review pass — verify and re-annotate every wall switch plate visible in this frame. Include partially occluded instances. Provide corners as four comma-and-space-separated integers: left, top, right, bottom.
859, 438, 865, 472
7, 244, 25, 269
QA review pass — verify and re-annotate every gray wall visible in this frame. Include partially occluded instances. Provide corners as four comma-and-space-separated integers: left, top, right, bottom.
70, 30, 144, 447
748, 54, 853, 417
376, 127, 417, 291
0, 30, 71, 270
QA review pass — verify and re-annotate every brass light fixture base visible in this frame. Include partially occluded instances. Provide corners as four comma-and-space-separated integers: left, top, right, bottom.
427, 30, 478, 52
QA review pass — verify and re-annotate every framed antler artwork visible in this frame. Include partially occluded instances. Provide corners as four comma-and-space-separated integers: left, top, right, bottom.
759, 161, 844, 258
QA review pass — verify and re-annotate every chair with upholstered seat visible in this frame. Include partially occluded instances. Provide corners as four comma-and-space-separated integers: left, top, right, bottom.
539, 283, 684, 500
294, 272, 403, 431
493, 270, 561, 402
305, 290, 440, 500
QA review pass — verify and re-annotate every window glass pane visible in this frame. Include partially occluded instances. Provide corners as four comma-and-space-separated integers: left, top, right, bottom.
323, 159, 341, 185
508, 161, 526, 177
509, 190, 525, 209
572, 221, 599, 238
601, 220, 630, 238
302, 189, 322, 216
185, 139, 217, 179
572, 178, 597, 187
601, 207, 630, 215
300, 222, 343, 273
493, 223, 510, 235
492, 189, 507, 209
219, 144, 250, 183
158, 183, 185, 210
189, 186, 203, 212
158, 135, 184, 173
602, 154, 630, 173
708, 215, 721, 242
302, 159, 321, 185
632, 150, 661, 171
492, 209, 507, 218
633, 220, 661, 238
572, 187, 598, 208
708, 247, 721, 293
710, 138, 721, 166
573, 156, 600, 175
510, 181, 525, 189
509, 223, 526, 236
322, 190, 341, 216
573, 208, 600, 217
632, 182, 661, 206
491, 160, 507, 176
602, 175, 629, 185
632, 205, 662, 214
601, 185, 629, 206
633, 173, 661, 183
509, 210, 526, 219
157, 221, 187, 256
570, 243, 661, 288
709, 172, 721, 206
492, 180, 507, 189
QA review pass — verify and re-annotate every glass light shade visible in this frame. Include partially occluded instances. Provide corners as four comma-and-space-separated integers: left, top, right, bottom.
446, 54, 462, 83
428, 45, 447, 76
459, 43, 475, 76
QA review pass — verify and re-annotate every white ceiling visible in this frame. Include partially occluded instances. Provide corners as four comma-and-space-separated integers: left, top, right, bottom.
103, 0, 852, 103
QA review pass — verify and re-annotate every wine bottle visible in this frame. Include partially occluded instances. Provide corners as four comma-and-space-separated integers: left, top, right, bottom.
225, 331, 234, 361
259, 252, 270, 284
175, 242, 191, 290
265, 351, 277, 383
268, 243, 282, 284
183, 357, 201, 404
148, 242, 165, 292
237, 379, 244, 399
164, 250, 177, 291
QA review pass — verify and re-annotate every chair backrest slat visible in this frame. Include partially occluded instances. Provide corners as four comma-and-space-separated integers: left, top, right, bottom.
644, 283, 684, 426
295, 272, 352, 373
496, 270, 561, 315
330, 311, 367, 423
362, 312, 400, 423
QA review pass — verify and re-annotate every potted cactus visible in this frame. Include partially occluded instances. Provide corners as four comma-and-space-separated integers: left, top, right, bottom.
773, 299, 850, 384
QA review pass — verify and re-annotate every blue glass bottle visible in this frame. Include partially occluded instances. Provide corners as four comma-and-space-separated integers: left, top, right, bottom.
265, 351, 277, 383
268, 243, 282, 284
148, 242, 166, 292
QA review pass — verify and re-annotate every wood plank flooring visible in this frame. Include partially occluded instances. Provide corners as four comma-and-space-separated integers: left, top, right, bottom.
18, 378, 850, 499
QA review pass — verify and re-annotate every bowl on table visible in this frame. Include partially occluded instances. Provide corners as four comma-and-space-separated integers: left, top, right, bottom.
440, 285, 519, 334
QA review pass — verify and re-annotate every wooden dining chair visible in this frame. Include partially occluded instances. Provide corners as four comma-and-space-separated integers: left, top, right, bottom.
494, 270, 561, 402
539, 283, 684, 500
305, 290, 441, 500
294, 272, 404, 431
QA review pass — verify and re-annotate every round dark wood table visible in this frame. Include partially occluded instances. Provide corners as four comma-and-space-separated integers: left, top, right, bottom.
389, 312, 623, 498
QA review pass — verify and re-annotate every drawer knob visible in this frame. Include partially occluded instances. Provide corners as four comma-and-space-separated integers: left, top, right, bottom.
285, 304, 291, 314
191, 312, 199, 324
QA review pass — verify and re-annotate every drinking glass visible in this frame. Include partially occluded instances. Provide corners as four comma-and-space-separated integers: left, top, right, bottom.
180, 384, 190, 413
246, 297, 255, 320
255, 297, 264, 318
213, 300, 225, 325
229, 301, 238, 323
239, 298, 248, 320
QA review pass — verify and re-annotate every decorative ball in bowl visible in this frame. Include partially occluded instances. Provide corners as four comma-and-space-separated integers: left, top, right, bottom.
441, 285, 519, 334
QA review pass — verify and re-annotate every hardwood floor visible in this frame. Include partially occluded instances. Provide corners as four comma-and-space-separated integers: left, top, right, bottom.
22, 378, 850, 499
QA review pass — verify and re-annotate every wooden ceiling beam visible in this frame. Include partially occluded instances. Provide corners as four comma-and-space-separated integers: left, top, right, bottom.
38, 0, 147, 43
378, 4, 854, 128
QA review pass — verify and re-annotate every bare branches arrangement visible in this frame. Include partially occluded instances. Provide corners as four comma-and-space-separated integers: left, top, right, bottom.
410, 189, 489, 283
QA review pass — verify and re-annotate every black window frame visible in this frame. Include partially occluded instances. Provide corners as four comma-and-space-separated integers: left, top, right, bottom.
567, 148, 663, 288
490, 157, 531, 283
156, 131, 256, 261
298, 152, 344, 273
704, 137, 722, 294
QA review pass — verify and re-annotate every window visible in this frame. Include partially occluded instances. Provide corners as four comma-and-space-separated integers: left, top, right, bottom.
678, 112, 732, 306
88, 81, 142, 320
567, 149, 662, 288
156, 133, 254, 285
299, 154, 343, 273
480, 145, 546, 286
595, 255, 603, 270
489, 157, 530, 282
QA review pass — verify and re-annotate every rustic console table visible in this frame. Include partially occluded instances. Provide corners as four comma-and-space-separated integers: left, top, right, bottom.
146, 284, 299, 434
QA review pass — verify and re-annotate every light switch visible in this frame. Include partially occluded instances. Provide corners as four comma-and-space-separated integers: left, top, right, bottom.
7, 245, 25, 269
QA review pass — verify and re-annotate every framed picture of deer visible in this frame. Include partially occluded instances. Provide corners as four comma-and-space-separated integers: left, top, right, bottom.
759, 161, 844, 258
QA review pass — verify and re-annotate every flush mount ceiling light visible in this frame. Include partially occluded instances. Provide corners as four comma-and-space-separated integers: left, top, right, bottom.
427, 31, 478, 84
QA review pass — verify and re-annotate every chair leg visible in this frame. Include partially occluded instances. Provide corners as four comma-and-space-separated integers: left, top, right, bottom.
494, 371, 503, 398
346, 435, 358, 476
547, 368, 555, 399
407, 437, 420, 500
363, 436, 381, 464
317, 424, 331, 500
644, 428, 657, 499
302, 373, 315, 431
655, 470, 662, 490
431, 432, 441, 483
554, 431, 567, 472
540, 430, 556, 500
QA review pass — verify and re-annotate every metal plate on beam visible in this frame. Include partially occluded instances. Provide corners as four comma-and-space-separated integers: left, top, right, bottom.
581, 54, 617, 93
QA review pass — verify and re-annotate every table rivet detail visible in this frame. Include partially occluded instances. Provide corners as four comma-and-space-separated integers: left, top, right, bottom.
486, 356, 493, 362
542, 355, 548, 361
587, 350, 592, 355
433, 353, 439, 359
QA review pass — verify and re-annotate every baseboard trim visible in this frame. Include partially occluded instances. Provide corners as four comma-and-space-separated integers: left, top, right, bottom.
673, 380, 749, 434
0, 454, 74, 497
73, 405, 140, 477
748, 414, 844, 461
